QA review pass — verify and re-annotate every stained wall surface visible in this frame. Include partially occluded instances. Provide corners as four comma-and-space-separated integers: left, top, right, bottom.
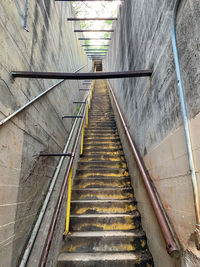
0, 1, 88, 266
105, 0, 200, 266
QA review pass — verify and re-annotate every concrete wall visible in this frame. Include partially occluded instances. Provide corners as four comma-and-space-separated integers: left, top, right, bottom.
0, 1, 89, 266
105, 0, 200, 266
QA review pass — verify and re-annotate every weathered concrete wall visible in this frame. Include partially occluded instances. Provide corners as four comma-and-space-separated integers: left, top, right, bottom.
0, 1, 89, 266
105, 0, 200, 266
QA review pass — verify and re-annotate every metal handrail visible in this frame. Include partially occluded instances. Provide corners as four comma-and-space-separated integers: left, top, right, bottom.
19, 103, 84, 267
39, 80, 95, 267
107, 80, 180, 257
0, 64, 88, 127
171, 0, 200, 249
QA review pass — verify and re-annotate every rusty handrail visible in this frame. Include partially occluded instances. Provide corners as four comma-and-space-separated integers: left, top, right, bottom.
107, 80, 180, 257
39, 86, 92, 267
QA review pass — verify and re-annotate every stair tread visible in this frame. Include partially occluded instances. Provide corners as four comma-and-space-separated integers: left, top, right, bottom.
71, 199, 135, 203
66, 230, 145, 237
57, 251, 152, 262
72, 187, 132, 191
74, 178, 129, 181
70, 213, 139, 218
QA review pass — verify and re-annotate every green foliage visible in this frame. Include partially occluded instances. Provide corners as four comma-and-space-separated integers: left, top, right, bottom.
105, 20, 113, 25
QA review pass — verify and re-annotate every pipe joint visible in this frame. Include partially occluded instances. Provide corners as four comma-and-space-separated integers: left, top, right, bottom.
167, 243, 180, 258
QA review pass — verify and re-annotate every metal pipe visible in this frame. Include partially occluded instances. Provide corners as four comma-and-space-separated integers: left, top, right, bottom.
11, 70, 153, 80
62, 115, 83, 119
56, 0, 122, 1
107, 80, 179, 257
39, 153, 72, 157
171, 0, 200, 249
73, 101, 87, 104
75, 30, 114, 32
19, 102, 85, 267
0, 64, 87, 127
23, 0, 29, 31
85, 50, 108, 51
79, 38, 111, 40
40, 96, 88, 267
82, 45, 109, 46
68, 18, 117, 21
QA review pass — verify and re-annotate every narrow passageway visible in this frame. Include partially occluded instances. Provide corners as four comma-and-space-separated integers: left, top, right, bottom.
57, 80, 153, 266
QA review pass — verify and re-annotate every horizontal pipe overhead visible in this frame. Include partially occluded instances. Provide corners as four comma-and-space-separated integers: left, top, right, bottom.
86, 51, 107, 55
86, 54, 107, 56
56, 0, 122, 1
79, 38, 111, 40
87, 55, 107, 56
86, 50, 107, 52
75, 30, 114, 32
68, 18, 117, 21
82, 45, 109, 46
85, 49, 108, 51
11, 71, 153, 80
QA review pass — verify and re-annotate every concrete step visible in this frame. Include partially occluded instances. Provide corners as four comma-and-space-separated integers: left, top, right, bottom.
81, 154, 125, 161
89, 114, 115, 117
78, 160, 127, 169
85, 129, 118, 134
84, 134, 119, 139
73, 177, 131, 189
87, 125, 117, 129
89, 119, 115, 122
88, 123, 116, 127
83, 143, 122, 150
70, 199, 137, 215
84, 138, 121, 143
62, 230, 147, 253
75, 169, 128, 178
57, 251, 153, 267
71, 188, 134, 200
83, 148, 124, 156
69, 213, 141, 231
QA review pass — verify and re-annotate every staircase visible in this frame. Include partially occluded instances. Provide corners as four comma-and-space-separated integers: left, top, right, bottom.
57, 80, 153, 266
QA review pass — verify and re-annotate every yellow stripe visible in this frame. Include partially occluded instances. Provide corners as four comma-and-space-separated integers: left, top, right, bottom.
64, 163, 73, 234
80, 121, 85, 155
86, 104, 89, 126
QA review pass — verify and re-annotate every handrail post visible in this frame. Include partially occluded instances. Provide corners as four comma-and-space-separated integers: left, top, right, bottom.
64, 163, 74, 235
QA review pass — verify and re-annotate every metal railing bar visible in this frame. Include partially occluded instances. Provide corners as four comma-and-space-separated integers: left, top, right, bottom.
19, 100, 86, 267
73, 101, 87, 104
62, 115, 83, 119
40, 94, 89, 267
79, 38, 111, 40
11, 70, 152, 80
39, 153, 72, 157
74, 30, 114, 32
68, 18, 117, 21
107, 80, 179, 257
0, 64, 87, 127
